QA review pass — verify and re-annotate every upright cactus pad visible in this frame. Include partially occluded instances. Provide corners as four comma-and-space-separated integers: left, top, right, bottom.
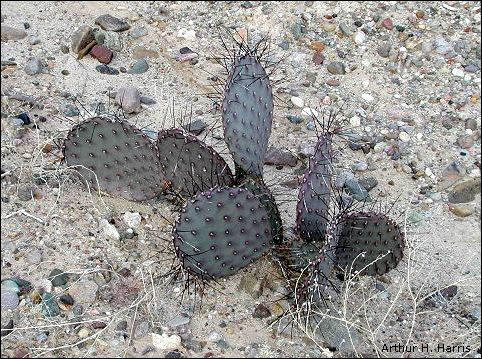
335, 212, 405, 276
63, 117, 162, 201
222, 54, 274, 178
157, 129, 234, 197
295, 135, 334, 243
172, 187, 272, 279
240, 177, 283, 244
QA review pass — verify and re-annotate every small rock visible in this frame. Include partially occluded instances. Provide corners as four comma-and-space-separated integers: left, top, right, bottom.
378, 42, 391, 58
182, 119, 206, 135
456, 135, 474, 149
134, 321, 150, 339
345, 178, 370, 201
48, 269, 68, 287
151, 333, 182, 352
140, 96, 156, 105
99, 218, 121, 240
24, 57, 43, 75
61, 69, 69, 75
60, 44, 69, 54
287, 115, 302, 124
41, 292, 60, 317
1, 320, 14, 337
359, 177, 378, 192
29, 37, 40, 45
59, 294, 74, 306
207, 331, 222, 342
62, 104, 80, 117
90, 44, 113, 64
434, 36, 453, 55
298, 143, 315, 158
71, 25, 94, 53
381, 18, 394, 30
130, 27, 147, 39
177, 28, 196, 41
238, 271, 264, 298
1, 290, 19, 310
13, 112, 31, 125
448, 177, 481, 203
78, 328, 90, 338
252, 304, 271, 319
1, 26, 27, 41
128, 58, 148, 74
278, 40, 289, 50
69, 280, 98, 304
361, 93, 374, 102
122, 212, 142, 229
350, 115, 361, 127
452, 67, 465, 77
264, 147, 297, 167
26, 249, 42, 264
1, 280, 19, 293
339, 22, 352, 36
327, 61, 345, 75
464, 64, 479, 73
351, 161, 368, 172
449, 204, 475, 217
399, 131, 410, 142
465, 118, 478, 131
95, 64, 119, 75
167, 314, 190, 328
290, 96, 304, 108
353, 30, 365, 45
95, 14, 130, 32
116, 87, 141, 114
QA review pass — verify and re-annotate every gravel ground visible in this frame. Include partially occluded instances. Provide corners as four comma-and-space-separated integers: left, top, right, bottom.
1, 1, 481, 358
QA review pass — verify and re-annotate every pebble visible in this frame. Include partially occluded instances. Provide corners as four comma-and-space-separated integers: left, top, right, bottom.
95, 64, 119, 75
399, 131, 410, 142
1, 290, 19, 310
339, 22, 352, 36
290, 96, 304, 108
264, 147, 297, 167
345, 178, 370, 201
448, 177, 481, 204
182, 119, 206, 135
98, 30, 123, 51
350, 115, 361, 127
301, 107, 318, 118
140, 96, 156, 105
207, 331, 223, 342
99, 218, 121, 240
252, 303, 271, 319
278, 40, 289, 50
378, 42, 391, 58
1, 26, 27, 41
449, 204, 475, 217
381, 18, 394, 30
238, 270, 264, 298
59, 294, 74, 306
24, 57, 43, 75
1, 320, 14, 337
130, 26, 147, 39
95, 14, 130, 32
352, 161, 368, 172
123, 212, 142, 229
78, 328, 90, 338
90, 44, 113, 64
456, 135, 474, 149
464, 64, 479, 73
60, 44, 69, 54
128, 58, 148, 74
1, 280, 20, 293
177, 28, 196, 41
306, 122, 315, 130
465, 118, 478, 131
41, 292, 60, 317
353, 30, 366, 45
62, 104, 80, 117
434, 36, 453, 55
361, 93, 374, 102
69, 280, 98, 304
26, 249, 42, 264
452, 67, 465, 77
71, 25, 94, 53
167, 314, 190, 328
323, 22, 336, 32
134, 321, 150, 339
326, 61, 346, 75
48, 269, 68, 287
29, 37, 40, 45
152, 333, 182, 351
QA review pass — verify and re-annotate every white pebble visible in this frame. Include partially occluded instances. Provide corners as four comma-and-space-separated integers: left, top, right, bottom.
152, 333, 182, 352
452, 68, 465, 77
123, 212, 142, 229
399, 131, 410, 142
361, 93, 374, 102
416, 133, 423, 140
99, 219, 120, 241
353, 30, 366, 45
301, 107, 318, 118
290, 96, 304, 108
350, 115, 361, 127
425, 167, 435, 178
177, 28, 196, 41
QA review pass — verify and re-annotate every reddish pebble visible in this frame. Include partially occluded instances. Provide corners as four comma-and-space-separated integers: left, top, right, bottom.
382, 18, 393, 30
312, 51, 324, 65
90, 44, 113, 64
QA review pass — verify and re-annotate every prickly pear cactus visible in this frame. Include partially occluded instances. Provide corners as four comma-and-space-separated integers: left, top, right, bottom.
240, 177, 283, 244
335, 212, 405, 276
157, 129, 234, 197
172, 187, 272, 279
63, 117, 162, 201
222, 54, 274, 178
295, 134, 334, 243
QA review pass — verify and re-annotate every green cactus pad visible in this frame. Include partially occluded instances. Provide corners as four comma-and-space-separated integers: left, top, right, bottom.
222, 54, 274, 178
295, 135, 334, 242
335, 212, 405, 276
157, 128, 234, 197
63, 117, 162, 201
172, 187, 272, 278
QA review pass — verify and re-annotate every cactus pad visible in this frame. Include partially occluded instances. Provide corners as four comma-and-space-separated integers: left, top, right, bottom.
222, 54, 274, 178
157, 129, 234, 197
335, 212, 405, 276
295, 135, 334, 242
63, 117, 162, 201
172, 187, 272, 279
